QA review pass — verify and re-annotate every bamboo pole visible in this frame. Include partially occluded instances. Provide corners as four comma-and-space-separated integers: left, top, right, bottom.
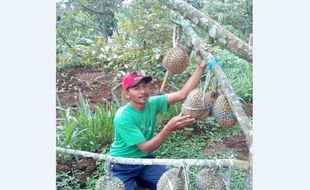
56, 147, 250, 170
159, 0, 252, 63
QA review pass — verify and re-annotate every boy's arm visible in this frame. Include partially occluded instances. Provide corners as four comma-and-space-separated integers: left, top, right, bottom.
167, 62, 206, 105
137, 114, 195, 153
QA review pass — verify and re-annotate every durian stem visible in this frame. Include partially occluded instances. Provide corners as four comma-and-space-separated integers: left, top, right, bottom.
160, 71, 169, 94
203, 72, 214, 94
202, 72, 214, 108
173, 26, 177, 48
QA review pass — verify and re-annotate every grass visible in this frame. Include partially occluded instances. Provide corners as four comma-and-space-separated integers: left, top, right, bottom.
56, 94, 115, 153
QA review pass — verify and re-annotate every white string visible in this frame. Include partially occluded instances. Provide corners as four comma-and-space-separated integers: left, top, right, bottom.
182, 163, 190, 190
224, 155, 234, 190
182, 102, 212, 111
173, 26, 177, 48
202, 70, 211, 108
224, 166, 232, 190
184, 165, 201, 179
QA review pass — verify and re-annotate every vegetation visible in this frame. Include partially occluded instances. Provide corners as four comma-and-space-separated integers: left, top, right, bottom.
56, 0, 252, 189
56, 94, 115, 153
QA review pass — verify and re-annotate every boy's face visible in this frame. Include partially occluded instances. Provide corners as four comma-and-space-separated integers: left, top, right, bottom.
124, 80, 150, 105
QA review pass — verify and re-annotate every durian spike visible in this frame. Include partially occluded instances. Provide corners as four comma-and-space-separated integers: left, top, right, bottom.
160, 71, 169, 94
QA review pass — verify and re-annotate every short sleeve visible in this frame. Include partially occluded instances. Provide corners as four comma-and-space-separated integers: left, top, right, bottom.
149, 94, 169, 113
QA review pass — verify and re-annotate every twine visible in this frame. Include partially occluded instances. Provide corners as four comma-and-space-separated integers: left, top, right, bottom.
207, 59, 222, 71
105, 160, 112, 177
181, 162, 190, 190
182, 102, 212, 111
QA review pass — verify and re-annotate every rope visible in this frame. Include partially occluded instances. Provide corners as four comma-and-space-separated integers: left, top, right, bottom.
182, 162, 190, 190
224, 166, 232, 190
105, 160, 112, 177
182, 102, 212, 111
207, 59, 222, 71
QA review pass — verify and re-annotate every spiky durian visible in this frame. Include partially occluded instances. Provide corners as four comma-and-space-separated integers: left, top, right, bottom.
95, 175, 125, 190
157, 168, 185, 190
212, 94, 237, 128
163, 47, 190, 74
181, 89, 211, 119
195, 168, 226, 190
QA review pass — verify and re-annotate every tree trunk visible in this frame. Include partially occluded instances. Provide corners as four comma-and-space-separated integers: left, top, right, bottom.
159, 0, 253, 63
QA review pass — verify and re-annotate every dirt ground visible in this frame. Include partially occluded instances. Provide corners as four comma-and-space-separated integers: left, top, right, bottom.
56, 67, 252, 183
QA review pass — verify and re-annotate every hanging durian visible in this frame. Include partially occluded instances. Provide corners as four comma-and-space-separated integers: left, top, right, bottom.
163, 46, 190, 74
95, 175, 125, 190
212, 94, 237, 128
157, 167, 185, 190
181, 89, 212, 119
195, 168, 226, 190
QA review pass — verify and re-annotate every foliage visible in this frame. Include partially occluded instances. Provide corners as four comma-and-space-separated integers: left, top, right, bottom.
56, 0, 173, 80
203, 0, 253, 42
212, 47, 253, 102
56, 159, 107, 190
56, 0, 252, 189
186, 0, 204, 9
229, 168, 248, 190
56, 94, 115, 153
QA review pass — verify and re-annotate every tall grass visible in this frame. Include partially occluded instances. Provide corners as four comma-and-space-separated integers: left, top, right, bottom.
56, 94, 116, 153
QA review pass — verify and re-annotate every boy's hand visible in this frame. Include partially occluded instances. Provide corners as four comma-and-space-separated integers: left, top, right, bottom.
164, 114, 195, 132
195, 45, 212, 63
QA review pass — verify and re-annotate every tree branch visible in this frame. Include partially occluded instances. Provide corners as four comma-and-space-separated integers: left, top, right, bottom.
159, 0, 252, 63
57, 31, 73, 49
76, 0, 105, 15
73, 19, 103, 33
179, 18, 253, 190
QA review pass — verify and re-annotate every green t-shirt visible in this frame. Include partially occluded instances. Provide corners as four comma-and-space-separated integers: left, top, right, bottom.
108, 94, 169, 158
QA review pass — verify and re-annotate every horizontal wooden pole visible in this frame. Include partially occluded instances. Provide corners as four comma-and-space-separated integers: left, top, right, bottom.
56, 147, 250, 170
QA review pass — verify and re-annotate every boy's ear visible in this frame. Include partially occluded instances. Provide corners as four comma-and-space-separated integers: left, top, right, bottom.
124, 90, 130, 99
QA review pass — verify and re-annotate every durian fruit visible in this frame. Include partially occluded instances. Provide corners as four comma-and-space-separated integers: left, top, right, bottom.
181, 89, 211, 119
195, 168, 226, 190
95, 175, 125, 190
212, 94, 237, 128
157, 168, 185, 190
163, 47, 190, 74
206, 91, 220, 104
197, 91, 220, 119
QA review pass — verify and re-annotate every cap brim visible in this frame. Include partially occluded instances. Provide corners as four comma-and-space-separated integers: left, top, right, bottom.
128, 76, 152, 88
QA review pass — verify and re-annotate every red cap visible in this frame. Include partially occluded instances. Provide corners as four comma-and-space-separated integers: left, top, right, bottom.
122, 72, 152, 91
